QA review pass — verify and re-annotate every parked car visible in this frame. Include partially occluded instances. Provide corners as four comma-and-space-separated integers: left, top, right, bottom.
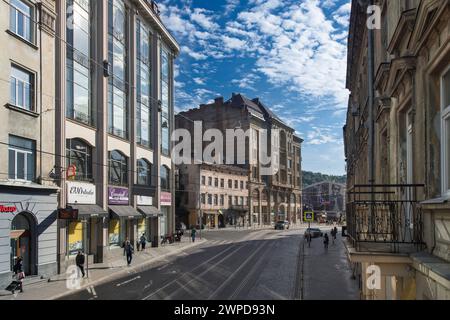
283, 220, 290, 229
275, 221, 286, 230
304, 228, 323, 238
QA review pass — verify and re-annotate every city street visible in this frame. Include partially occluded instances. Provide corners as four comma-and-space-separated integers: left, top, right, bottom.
60, 227, 359, 300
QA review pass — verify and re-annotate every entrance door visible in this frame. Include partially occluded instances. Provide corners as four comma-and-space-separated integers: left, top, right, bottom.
10, 213, 34, 275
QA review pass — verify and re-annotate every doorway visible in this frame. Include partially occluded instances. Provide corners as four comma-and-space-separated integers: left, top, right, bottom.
10, 212, 36, 275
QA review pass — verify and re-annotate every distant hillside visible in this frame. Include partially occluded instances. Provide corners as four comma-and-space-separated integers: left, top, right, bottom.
302, 171, 346, 187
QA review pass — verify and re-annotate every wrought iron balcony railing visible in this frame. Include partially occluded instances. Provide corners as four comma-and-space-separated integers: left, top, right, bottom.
346, 184, 425, 253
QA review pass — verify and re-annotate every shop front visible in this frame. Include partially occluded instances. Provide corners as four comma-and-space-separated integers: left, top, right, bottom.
108, 186, 143, 251
136, 195, 161, 248
160, 192, 172, 237
0, 185, 59, 288
63, 182, 108, 264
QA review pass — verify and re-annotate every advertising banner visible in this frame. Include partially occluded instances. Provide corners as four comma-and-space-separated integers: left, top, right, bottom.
108, 186, 129, 205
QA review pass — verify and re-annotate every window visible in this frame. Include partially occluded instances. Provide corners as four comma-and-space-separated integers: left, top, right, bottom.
161, 48, 171, 155
208, 194, 212, 205
228, 179, 232, 188
10, 64, 34, 111
220, 195, 224, 206
8, 135, 35, 181
66, 0, 92, 125
220, 179, 224, 188
201, 193, 206, 205
441, 67, 450, 196
108, 0, 128, 139
228, 196, 232, 206
66, 139, 92, 181
201, 176, 205, 185
214, 195, 218, 206
160, 165, 170, 190
136, 19, 151, 147
108, 150, 128, 186
234, 180, 238, 189
137, 159, 151, 186
240, 181, 244, 189
240, 197, 244, 205
215, 178, 218, 187
235, 196, 238, 205
208, 177, 212, 186
10, 0, 34, 43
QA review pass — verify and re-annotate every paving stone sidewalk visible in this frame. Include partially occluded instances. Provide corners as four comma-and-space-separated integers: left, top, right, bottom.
0, 237, 206, 300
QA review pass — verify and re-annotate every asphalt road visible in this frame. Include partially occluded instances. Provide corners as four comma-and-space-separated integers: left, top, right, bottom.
60, 227, 358, 300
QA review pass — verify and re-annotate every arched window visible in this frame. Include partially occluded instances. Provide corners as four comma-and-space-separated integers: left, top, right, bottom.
109, 150, 128, 186
137, 159, 151, 186
160, 165, 170, 190
66, 138, 92, 181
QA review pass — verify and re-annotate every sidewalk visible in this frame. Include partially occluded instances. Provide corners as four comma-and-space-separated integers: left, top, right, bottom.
0, 236, 206, 300
201, 223, 309, 232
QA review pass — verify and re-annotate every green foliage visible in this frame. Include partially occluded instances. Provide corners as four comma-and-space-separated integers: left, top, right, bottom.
302, 171, 346, 187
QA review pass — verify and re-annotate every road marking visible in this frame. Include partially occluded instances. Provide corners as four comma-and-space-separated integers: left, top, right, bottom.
157, 264, 169, 271
116, 276, 141, 287
143, 280, 153, 290
142, 242, 244, 300
208, 240, 271, 300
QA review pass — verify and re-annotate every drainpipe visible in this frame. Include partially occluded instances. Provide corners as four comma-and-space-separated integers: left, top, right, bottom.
367, 0, 375, 191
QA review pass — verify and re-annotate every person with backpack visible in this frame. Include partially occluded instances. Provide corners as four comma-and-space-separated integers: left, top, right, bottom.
191, 228, 197, 242
140, 233, 147, 251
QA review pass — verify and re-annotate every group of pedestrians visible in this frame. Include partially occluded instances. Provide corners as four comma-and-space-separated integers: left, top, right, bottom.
323, 227, 338, 249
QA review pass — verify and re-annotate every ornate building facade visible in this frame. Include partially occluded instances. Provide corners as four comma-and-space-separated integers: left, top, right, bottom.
176, 93, 303, 226
344, 0, 450, 299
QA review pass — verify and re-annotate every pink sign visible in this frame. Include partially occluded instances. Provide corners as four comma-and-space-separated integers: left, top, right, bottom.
160, 192, 172, 206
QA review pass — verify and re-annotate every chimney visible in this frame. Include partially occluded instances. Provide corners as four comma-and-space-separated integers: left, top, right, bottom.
214, 97, 224, 105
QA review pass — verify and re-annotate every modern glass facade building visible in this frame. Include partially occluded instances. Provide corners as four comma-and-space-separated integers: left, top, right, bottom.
55, 0, 179, 270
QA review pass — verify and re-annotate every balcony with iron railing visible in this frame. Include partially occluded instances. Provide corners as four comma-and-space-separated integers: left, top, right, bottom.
346, 184, 426, 254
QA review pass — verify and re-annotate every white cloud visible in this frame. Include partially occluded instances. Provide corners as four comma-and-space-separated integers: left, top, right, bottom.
224, 0, 240, 15
193, 77, 206, 85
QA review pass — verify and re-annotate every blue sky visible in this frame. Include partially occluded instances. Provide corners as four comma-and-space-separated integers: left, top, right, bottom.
160, 0, 351, 175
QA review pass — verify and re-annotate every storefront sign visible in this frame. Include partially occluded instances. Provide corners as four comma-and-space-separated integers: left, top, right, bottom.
108, 186, 129, 205
137, 195, 153, 206
67, 182, 96, 204
160, 192, 172, 206
59, 207, 79, 220
0, 205, 17, 213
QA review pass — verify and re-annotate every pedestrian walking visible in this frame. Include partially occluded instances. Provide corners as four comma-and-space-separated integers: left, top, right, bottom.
140, 233, 147, 250
75, 250, 85, 277
324, 233, 329, 249
13, 256, 24, 293
123, 239, 134, 266
191, 228, 197, 242
306, 232, 312, 248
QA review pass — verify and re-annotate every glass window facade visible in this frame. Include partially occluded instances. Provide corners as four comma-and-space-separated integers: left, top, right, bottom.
136, 19, 151, 148
108, 0, 127, 139
66, 0, 92, 125
66, 138, 92, 181
160, 165, 170, 190
109, 150, 128, 186
160, 48, 171, 156
137, 159, 151, 186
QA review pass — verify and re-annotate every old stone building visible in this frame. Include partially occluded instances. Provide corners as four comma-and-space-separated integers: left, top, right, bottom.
175, 93, 303, 226
344, 0, 450, 299
176, 164, 249, 228
0, 0, 58, 287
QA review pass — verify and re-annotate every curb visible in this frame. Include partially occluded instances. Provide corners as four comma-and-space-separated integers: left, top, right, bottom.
46, 239, 207, 300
